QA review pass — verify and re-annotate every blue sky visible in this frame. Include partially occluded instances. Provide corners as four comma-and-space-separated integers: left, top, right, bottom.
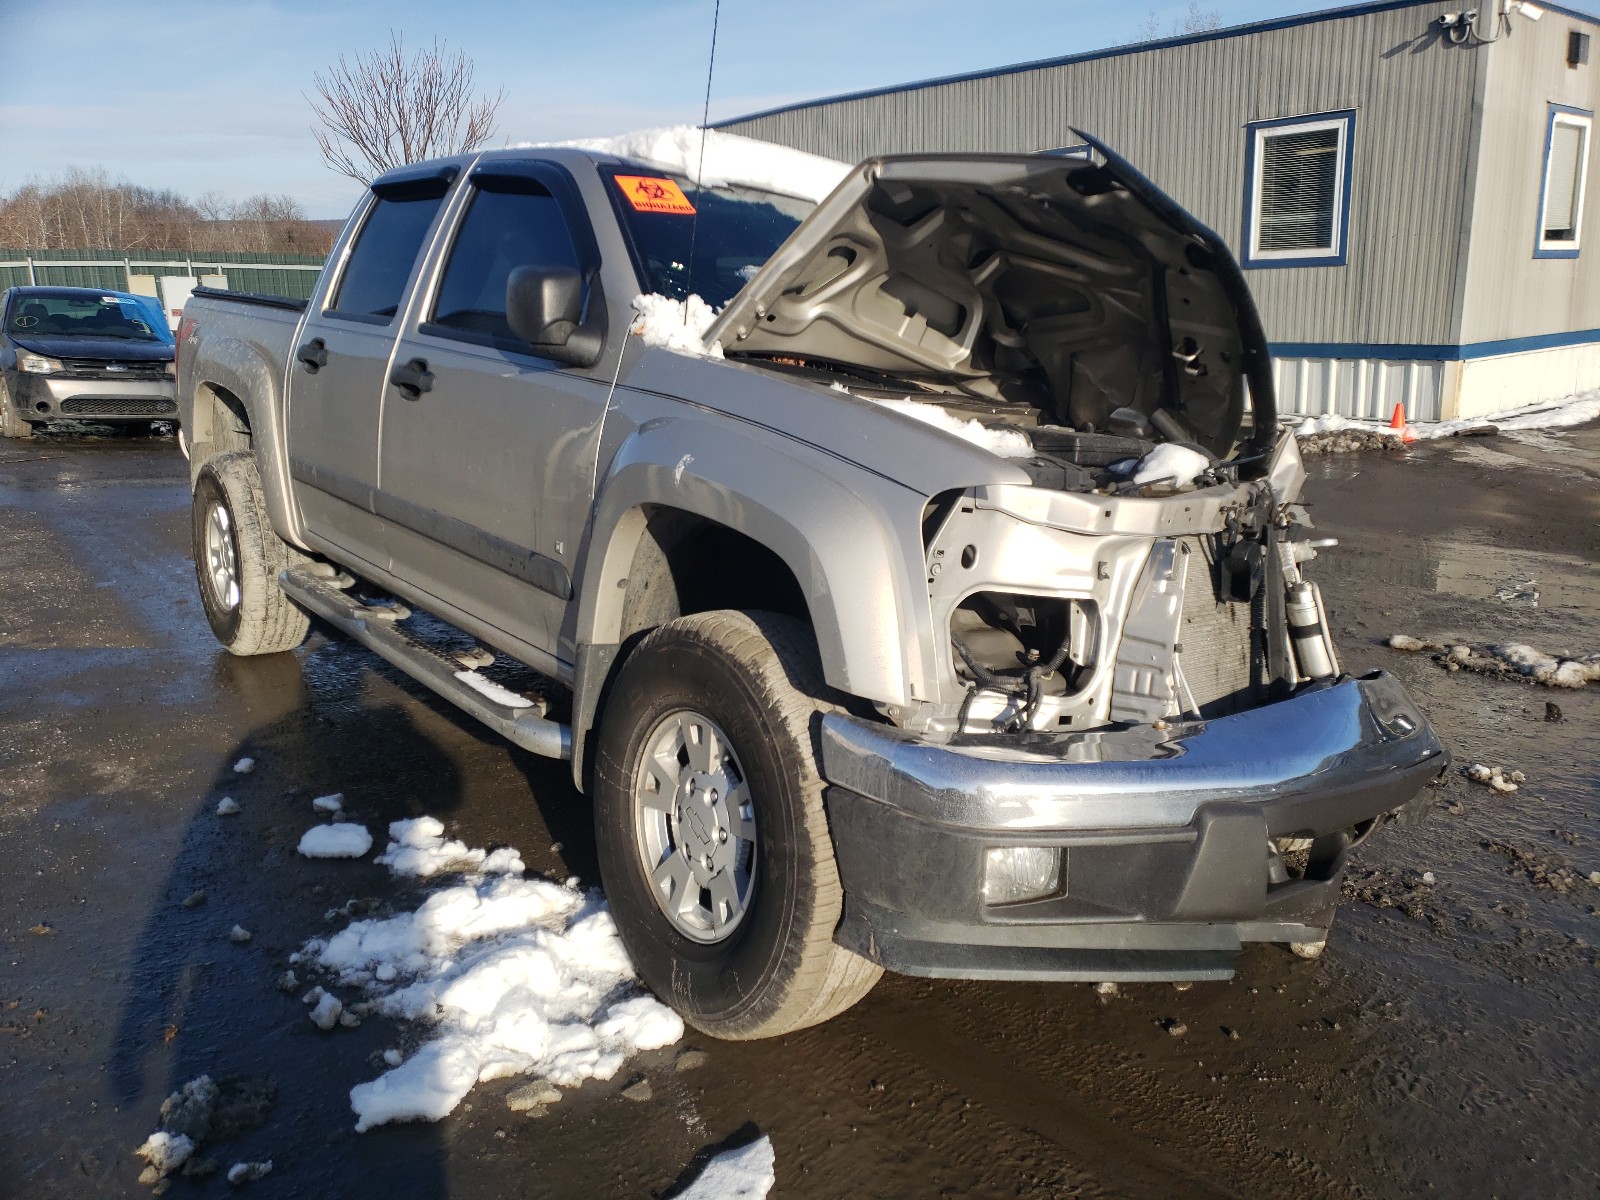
1, 0, 1317, 217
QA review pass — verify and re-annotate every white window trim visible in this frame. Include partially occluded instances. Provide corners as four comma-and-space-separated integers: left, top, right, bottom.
1537, 108, 1591, 256
1246, 114, 1353, 265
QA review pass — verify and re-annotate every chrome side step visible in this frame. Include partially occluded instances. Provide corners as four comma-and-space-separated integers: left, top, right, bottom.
279, 564, 571, 760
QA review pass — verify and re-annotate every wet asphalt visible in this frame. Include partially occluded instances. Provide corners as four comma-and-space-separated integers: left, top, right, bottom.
2, 422, 1598, 1200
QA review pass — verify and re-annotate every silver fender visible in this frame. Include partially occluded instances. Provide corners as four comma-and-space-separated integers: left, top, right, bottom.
573, 413, 934, 708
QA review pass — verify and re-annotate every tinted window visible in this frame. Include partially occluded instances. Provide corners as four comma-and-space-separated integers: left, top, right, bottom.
330, 192, 447, 318
430, 180, 581, 342
6, 290, 169, 342
607, 170, 813, 309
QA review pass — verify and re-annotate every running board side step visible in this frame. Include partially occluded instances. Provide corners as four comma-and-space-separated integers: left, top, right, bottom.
279, 565, 571, 760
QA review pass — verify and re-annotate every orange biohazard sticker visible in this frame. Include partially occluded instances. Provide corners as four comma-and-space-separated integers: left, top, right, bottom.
615, 175, 697, 215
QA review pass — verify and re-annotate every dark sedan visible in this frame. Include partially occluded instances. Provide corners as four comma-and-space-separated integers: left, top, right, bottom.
0, 286, 178, 438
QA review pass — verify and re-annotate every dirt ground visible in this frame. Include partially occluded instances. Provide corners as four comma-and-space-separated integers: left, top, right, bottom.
2, 421, 1597, 1199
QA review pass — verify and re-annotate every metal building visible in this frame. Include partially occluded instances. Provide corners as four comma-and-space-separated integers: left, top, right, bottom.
716, 0, 1599, 422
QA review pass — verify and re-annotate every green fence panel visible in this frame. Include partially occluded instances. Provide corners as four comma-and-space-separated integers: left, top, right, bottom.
0, 248, 326, 300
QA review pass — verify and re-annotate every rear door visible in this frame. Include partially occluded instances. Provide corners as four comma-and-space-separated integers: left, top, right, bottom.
377, 160, 614, 670
286, 165, 456, 570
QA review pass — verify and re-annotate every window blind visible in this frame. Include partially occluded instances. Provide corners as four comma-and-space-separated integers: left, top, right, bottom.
1543, 121, 1586, 241
1257, 127, 1340, 253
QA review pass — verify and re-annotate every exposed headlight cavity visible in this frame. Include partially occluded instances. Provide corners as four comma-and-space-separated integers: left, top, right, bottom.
951, 592, 1094, 696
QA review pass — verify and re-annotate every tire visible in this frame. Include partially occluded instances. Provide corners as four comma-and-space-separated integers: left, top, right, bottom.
594, 610, 882, 1040
191, 452, 310, 656
0, 382, 34, 439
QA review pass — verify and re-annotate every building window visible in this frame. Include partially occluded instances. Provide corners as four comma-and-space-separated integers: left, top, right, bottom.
1242, 110, 1355, 269
1536, 105, 1591, 259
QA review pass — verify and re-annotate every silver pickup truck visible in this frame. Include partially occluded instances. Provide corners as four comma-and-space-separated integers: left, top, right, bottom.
176, 137, 1446, 1039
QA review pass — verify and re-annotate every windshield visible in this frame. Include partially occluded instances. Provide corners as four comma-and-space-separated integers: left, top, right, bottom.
605, 168, 814, 310
6, 291, 171, 343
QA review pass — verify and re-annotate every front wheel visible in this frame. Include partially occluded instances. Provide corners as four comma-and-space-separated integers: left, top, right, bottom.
0, 382, 34, 439
191, 452, 310, 656
594, 611, 881, 1039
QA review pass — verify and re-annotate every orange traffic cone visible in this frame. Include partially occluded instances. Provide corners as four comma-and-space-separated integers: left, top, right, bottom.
1389, 402, 1416, 444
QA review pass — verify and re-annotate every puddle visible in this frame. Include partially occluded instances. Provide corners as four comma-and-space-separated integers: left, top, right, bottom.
1330, 532, 1600, 613
1489, 576, 1540, 607
1428, 539, 1600, 612
1501, 429, 1585, 454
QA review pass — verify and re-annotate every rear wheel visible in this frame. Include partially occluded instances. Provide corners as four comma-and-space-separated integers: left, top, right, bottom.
594, 610, 881, 1039
191, 452, 310, 656
0, 382, 35, 439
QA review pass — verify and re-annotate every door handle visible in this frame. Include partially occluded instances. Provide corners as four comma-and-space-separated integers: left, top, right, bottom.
296, 338, 328, 373
389, 357, 434, 400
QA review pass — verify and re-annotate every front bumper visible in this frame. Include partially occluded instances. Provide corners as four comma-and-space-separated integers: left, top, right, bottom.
8, 371, 176, 423
820, 672, 1447, 981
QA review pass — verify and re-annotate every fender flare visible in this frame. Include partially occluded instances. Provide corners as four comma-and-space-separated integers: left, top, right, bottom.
188, 333, 303, 547
568, 415, 933, 783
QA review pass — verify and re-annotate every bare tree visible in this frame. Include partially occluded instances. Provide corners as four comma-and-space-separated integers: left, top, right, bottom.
0, 173, 333, 255
1174, 2, 1222, 34
308, 32, 505, 184
195, 191, 233, 224
1135, 3, 1222, 40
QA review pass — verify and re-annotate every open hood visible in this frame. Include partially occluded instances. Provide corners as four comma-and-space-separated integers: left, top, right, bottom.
707, 135, 1276, 459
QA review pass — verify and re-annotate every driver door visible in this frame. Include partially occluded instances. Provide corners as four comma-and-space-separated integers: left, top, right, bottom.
375, 161, 615, 668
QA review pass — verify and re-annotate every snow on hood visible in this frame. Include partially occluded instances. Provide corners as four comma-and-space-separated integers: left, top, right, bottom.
522, 125, 850, 203
631, 293, 724, 358
1128, 443, 1213, 488
874, 398, 1034, 458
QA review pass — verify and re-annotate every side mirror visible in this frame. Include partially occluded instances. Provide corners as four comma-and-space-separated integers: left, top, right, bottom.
506, 265, 602, 367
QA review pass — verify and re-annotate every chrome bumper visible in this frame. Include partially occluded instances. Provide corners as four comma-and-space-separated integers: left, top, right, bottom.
818, 673, 1448, 981
820, 672, 1443, 833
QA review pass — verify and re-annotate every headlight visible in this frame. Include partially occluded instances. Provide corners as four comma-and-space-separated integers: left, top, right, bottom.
18, 353, 62, 375
982, 846, 1060, 905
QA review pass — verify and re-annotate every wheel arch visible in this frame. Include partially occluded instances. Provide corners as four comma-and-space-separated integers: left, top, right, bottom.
567, 417, 932, 790
185, 334, 303, 549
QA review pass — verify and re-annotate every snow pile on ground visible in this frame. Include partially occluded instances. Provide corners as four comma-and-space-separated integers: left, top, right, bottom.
375, 816, 525, 879
312, 793, 343, 813
134, 1131, 194, 1184
1491, 643, 1600, 687
677, 1135, 777, 1200
1129, 443, 1212, 488
875, 398, 1034, 458
453, 669, 536, 709
227, 1161, 273, 1184
631, 293, 724, 359
1291, 389, 1600, 449
132, 1073, 277, 1189
1465, 763, 1524, 793
232, 757, 255, 774
298, 823, 374, 859
1387, 633, 1600, 687
531, 126, 851, 203
1487, 391, 1600, 432
307, 989, 344, 1030
301, 821, 682, 1131
215, 797, 239, 816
